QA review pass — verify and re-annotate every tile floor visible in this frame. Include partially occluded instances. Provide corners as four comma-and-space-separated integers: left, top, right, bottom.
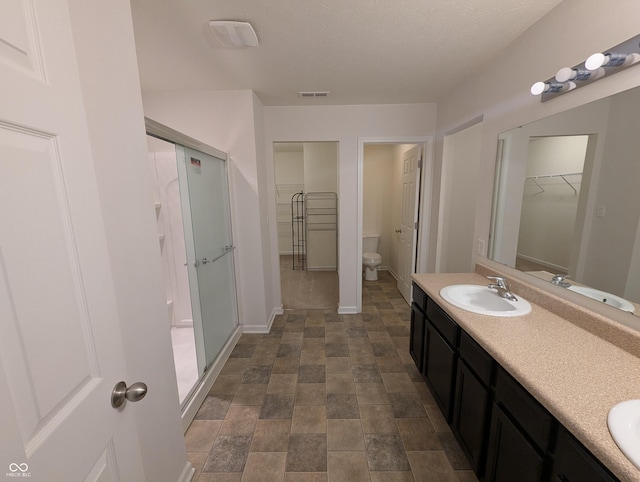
279, 255, 339, 310
185, 271, 478, 481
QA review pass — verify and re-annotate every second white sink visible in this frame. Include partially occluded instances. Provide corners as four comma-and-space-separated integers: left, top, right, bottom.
440, 284, 532, 317
567, 285, 635, 313
608, 399, 640, 470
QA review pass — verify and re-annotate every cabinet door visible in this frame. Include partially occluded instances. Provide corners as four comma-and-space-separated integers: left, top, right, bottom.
424, 321, 457, 422
453, 360, 490, 475
552, 428, 618, 482
410, 303, 426, 371
485, 404, 546, 482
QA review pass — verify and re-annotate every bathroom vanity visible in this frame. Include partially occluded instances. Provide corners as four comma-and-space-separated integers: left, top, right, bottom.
411, 268, 640, 481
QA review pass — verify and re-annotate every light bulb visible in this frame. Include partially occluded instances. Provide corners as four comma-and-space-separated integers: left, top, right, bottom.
585, 52, 640, 70
530, 81, 570, 96
585, 52, 606, 70
530, 81, 547, 95
555, 67, 592, 83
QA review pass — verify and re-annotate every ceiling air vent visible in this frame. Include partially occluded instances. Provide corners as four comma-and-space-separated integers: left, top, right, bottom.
298, 91, 330, 98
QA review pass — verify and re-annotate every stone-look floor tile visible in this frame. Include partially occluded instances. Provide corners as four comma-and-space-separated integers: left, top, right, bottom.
396, 418, 442, 451
370, 472, 414, 482
381, 372, 418, 393
376, 356, 406, 373
220, 405, 260, 435
439, 432, 472, 470
272, 358, 300, 374
324, 333, 347, 344
359, 404, 398, 434
386, 325, 410, 337
325, 357, 351, 374
251, 419, 291, 452
456, 469, 480, 482
327, 419, 364, 451
260, 393, 295, 419
203, 435, 252, 473
295, 383, 326, 406
327, 451, 369, 482
391, 337, 410, 350
197, 472, 242, 481
364, 321, 388, 333
241, 452, 287, 482
304, 326, 326, 338
368, 332, 393, 343
267, 374, 298, 394
249, 352, 276, 365
195, 394, 233, 420
281, 332, 304, 345
285, 321, 306, 333
364, 434, 410, 471
352, 364, 382, 383
231, 384, 267, 406
292, 405, 327, 433
209, 375, 242, 395
286, 433, 328, 472
325, 343, 349, 357
278, 343, 303, 358
240, 366, 272, 384
300, 350, 326, 365
303, 338, 326, 351
298, 364, 326, 383
219, 358, 251, 376
229, 344, 257, 358
326, 393, 360, 419
185, 420, 222, 452
406, 451, 459, 482
404, 364, 422, 382
285, 473, 328, 481
355, 383, 389, 405
326, 373, 355, 394
388, 393, 427, 418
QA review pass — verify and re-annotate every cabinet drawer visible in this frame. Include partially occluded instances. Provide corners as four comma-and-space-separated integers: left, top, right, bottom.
495, 368, 555, 452
426, 297, 458, 347
412, 283, 427, 313
459, 331, 494, 386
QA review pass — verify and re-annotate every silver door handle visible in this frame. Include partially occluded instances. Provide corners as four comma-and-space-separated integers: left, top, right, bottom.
111, 381, 148, 408
201, 257, 213, 264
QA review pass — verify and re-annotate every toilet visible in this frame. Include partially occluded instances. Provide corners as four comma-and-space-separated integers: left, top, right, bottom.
362, 234, 382, 281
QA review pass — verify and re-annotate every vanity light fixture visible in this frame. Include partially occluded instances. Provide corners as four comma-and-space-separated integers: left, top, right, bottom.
531, 33, 640, 102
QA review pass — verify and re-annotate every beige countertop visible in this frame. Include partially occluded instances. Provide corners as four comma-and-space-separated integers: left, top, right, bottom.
412, 271, 640, 482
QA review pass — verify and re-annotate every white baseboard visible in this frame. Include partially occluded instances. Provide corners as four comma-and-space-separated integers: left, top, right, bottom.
242, 306, 283, 334
516, 253, 567, 273
338, 305, 358, 314
173, 318, 193, 328
180, 325, 242, 432
177, 461, 195, 482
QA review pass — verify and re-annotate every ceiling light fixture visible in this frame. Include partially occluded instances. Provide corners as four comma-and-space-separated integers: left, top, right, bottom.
208, 21, 258, 48
585, 51, 640, 70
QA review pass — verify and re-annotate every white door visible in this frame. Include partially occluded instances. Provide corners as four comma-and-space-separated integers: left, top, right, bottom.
397, 145, 422, 303
0, 1, 145, 480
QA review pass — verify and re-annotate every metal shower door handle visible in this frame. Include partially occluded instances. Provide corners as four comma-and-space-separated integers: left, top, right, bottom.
111, 381, 148, 408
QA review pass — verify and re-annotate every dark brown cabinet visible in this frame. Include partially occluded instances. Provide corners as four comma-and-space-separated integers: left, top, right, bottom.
409, 282, 620, 482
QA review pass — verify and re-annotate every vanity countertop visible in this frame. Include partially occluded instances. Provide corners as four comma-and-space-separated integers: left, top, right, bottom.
412, 271, 640, 482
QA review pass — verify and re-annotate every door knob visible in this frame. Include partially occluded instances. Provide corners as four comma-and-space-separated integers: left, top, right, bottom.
111, 381, 148, 408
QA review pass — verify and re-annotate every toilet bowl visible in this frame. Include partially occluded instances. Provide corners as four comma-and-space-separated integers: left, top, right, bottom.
362, 234, 382, 281
363, 252, 382, 281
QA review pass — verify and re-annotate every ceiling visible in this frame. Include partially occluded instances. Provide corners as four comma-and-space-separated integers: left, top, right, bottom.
130, 0, 563, 106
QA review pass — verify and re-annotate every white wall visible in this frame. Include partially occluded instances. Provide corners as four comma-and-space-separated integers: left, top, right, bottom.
264, 104, 437, 313
439, 122, 483, 272
141, 90, 275, 332
435, 0, 640, 286
67, 0, 187, 479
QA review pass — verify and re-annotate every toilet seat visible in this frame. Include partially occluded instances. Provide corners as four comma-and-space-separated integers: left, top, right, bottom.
362, 252, 381, 263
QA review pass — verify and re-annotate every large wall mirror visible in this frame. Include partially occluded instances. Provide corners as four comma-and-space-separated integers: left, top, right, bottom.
489, 85, 640, 315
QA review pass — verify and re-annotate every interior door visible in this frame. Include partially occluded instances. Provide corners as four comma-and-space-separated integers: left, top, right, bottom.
0, 0, 145, 479
176, 146, 239, 373
398, 145, 422, 302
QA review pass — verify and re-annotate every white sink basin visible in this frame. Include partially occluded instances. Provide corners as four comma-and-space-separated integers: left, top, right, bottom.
440, 284, 532, 317
567, 285, 635, 313
608, 399, 640, 470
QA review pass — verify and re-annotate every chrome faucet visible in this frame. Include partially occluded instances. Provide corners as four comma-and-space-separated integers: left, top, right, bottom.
487, 276, 518, 302
551, 274, 571, 288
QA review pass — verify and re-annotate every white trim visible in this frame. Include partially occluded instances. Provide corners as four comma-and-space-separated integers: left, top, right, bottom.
338, 305, 358, 314
180, 325, 243, 432
242, 306, 282, 333
145, 117, 227, 160
357, 136, 433, 313
176, 462, 195, 482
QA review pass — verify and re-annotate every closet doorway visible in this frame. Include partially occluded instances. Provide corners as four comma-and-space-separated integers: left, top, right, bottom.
146, 120, 240, 420
274, 142, 339, 309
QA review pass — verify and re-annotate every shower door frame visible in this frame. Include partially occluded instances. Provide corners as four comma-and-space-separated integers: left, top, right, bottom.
145, 118, 242, 430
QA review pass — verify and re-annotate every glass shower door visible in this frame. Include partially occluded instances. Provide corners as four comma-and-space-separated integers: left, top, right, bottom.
176, 145, 238, 373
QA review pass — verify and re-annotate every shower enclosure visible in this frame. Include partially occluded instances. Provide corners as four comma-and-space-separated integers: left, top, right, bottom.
146, 119, 239, 415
